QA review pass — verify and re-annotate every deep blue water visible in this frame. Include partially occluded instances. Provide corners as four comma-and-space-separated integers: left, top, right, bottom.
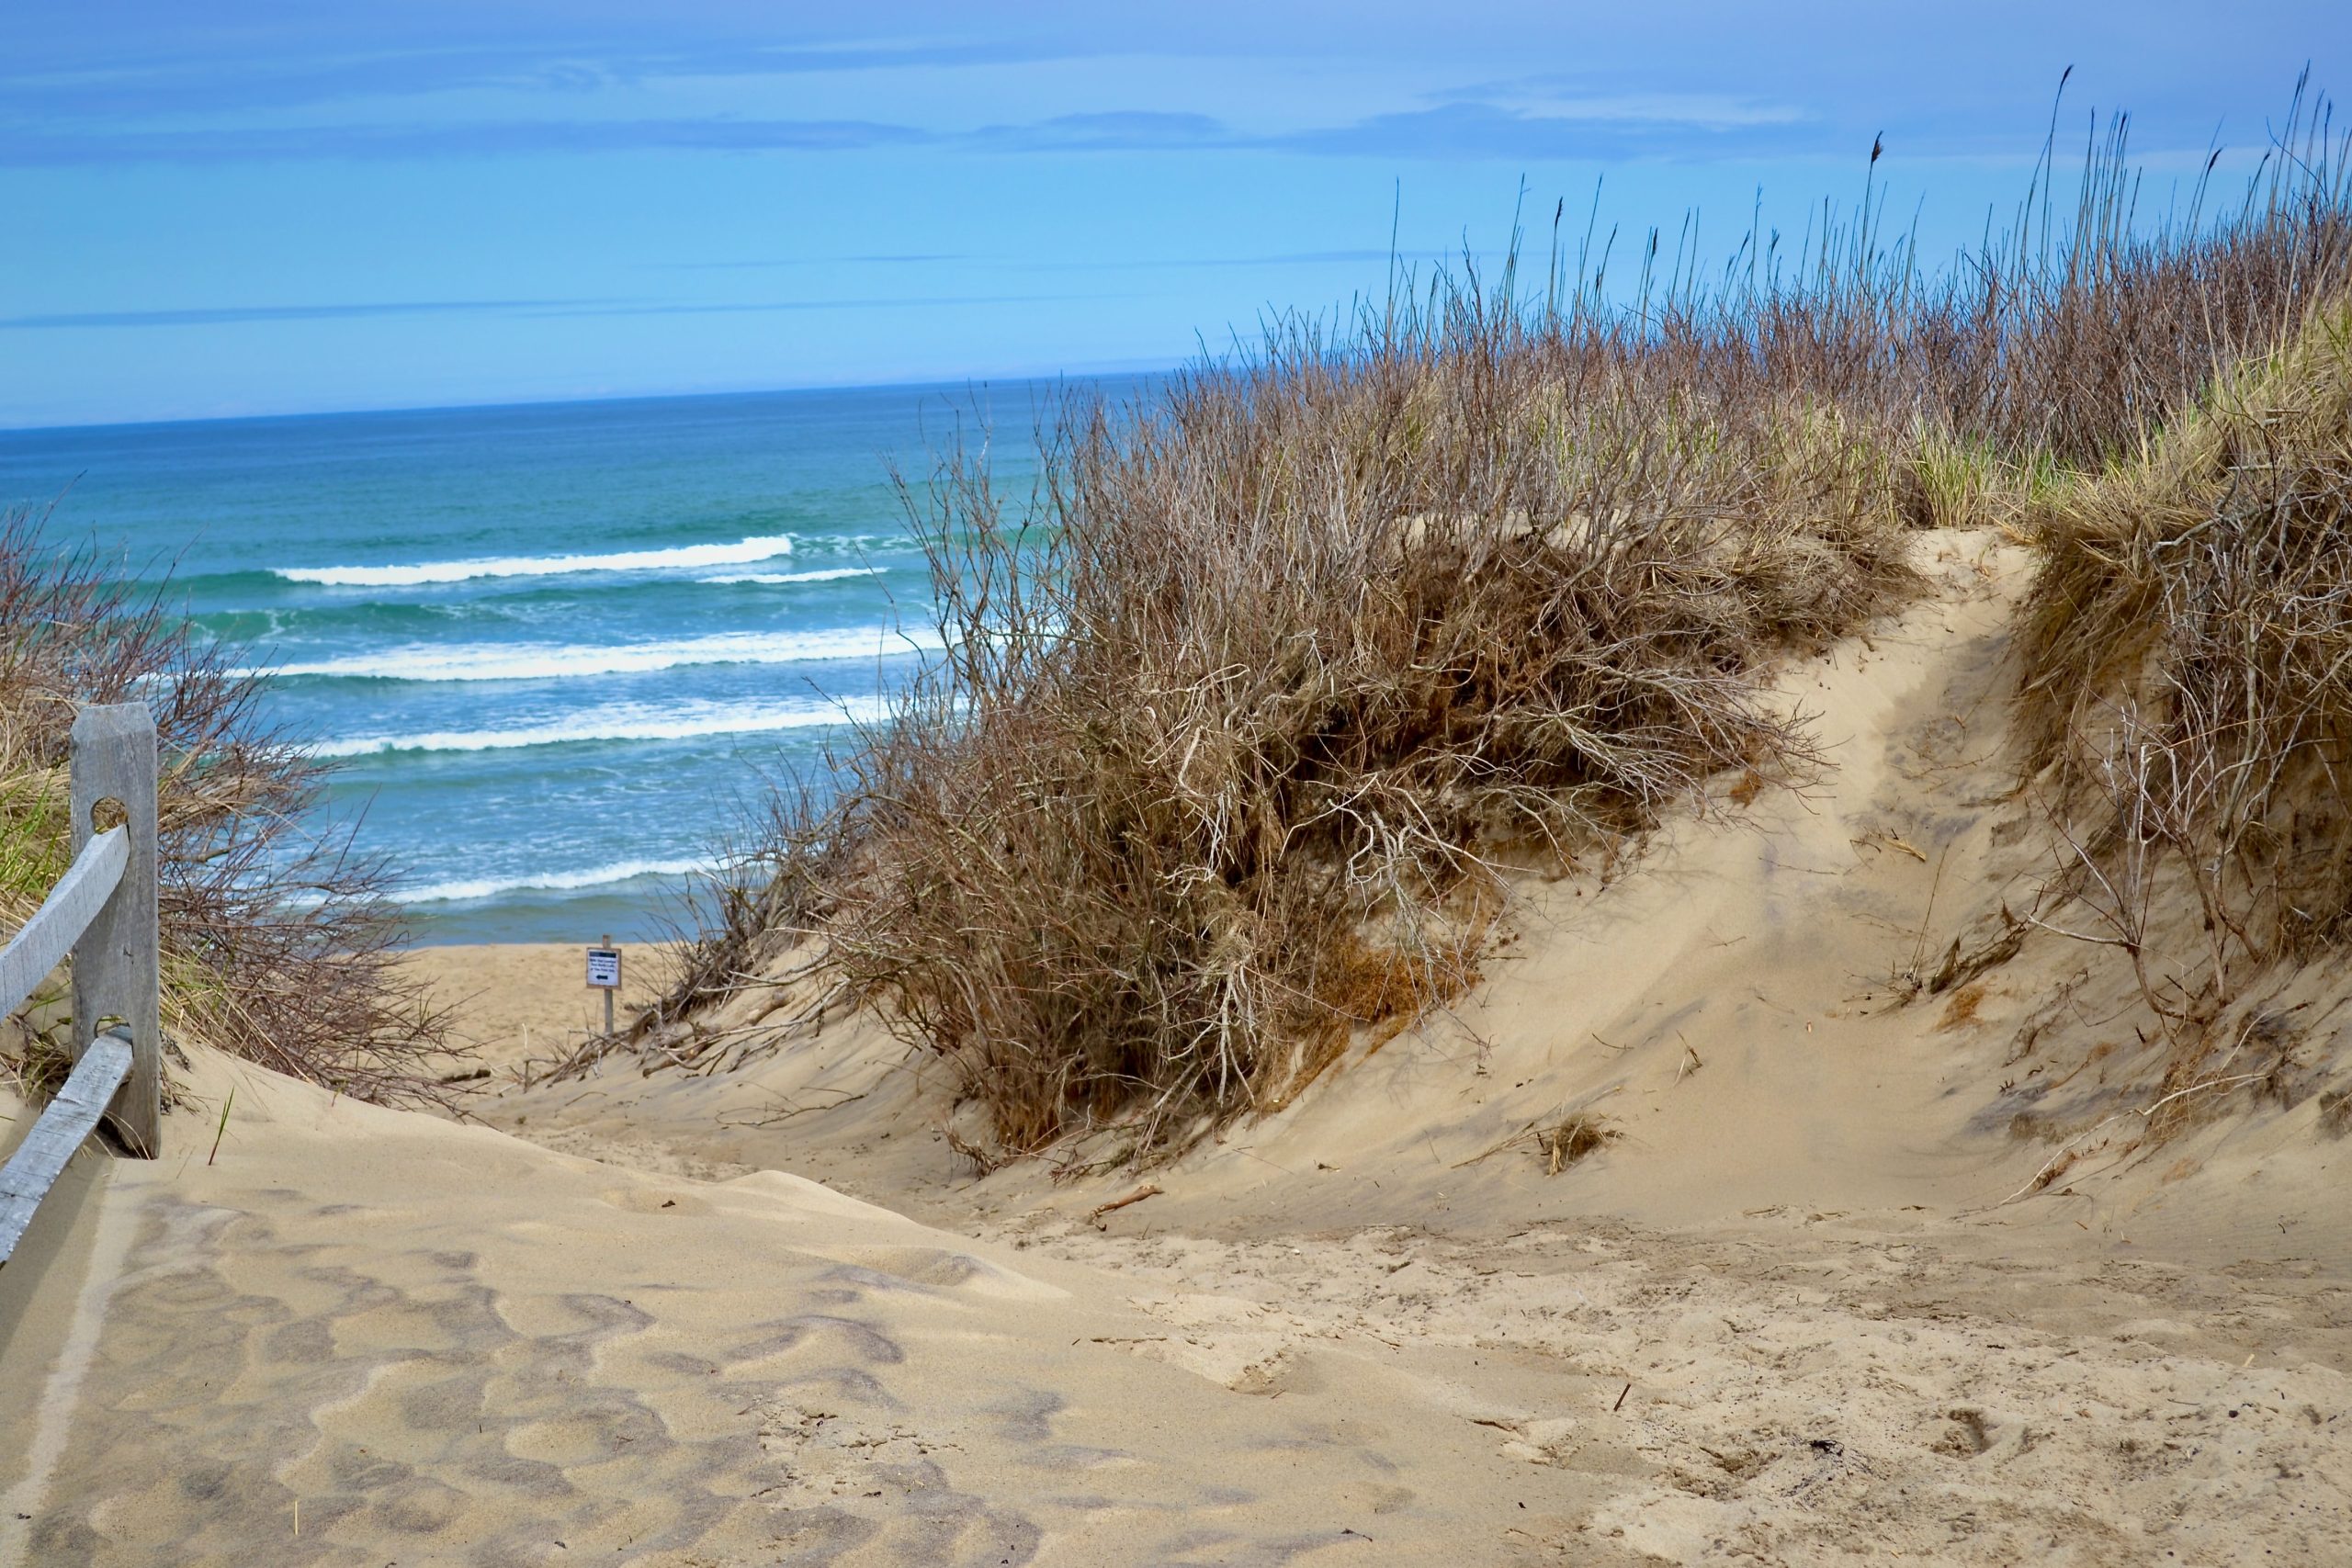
0, 380, 1115, 942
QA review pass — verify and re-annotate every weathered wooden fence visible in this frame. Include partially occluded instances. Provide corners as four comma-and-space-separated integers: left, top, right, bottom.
0, 703, 160, 1265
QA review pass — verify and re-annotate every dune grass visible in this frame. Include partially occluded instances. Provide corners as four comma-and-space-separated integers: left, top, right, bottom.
0, 505, 449, 1108
2016, 298, 2352, 1122
646, 83, 2352, 1164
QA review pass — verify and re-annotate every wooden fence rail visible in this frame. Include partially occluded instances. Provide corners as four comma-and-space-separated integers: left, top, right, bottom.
0, 703, 160, 1265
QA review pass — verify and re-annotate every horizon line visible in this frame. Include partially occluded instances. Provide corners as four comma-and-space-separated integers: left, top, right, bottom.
0, 357, 1191, 438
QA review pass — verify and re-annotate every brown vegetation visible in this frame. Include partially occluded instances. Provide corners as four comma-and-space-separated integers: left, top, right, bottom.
648, 84, 2352, 1166
0, 505, 448, 1106
1542, 1113, 1617, 1174
2017, 299, 2352, 1128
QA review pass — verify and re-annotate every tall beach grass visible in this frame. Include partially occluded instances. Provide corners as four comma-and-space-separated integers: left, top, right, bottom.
642, 81, 2352, 1163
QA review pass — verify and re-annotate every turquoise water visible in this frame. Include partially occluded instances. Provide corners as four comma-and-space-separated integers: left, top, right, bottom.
0, 380, 1114, 943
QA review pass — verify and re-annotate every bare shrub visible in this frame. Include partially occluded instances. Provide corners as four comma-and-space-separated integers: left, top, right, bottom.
820, 314, 1931, 1156
0, 504, 449, 1106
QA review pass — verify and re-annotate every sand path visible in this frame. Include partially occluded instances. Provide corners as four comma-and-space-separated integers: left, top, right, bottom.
1, 1055, 1578, 1566
7, 1064, 2348, 1565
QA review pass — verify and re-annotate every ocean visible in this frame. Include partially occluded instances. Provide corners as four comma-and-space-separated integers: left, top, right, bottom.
0, 379, 1117, 943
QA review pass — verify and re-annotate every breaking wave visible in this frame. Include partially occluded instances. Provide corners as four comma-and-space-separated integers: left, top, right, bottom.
275, 534, 797, 587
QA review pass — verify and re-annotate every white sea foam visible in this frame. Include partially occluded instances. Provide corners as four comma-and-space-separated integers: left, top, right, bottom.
391, 857, 714, 906
276, 534, 796, 587
256, 624, 939, 682
698, 567, 883, 585
315, 695, 890, 757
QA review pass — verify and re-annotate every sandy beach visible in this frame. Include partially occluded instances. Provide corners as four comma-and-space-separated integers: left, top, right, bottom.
9, 10, 2351, 1563
399, 942, 671, 1083
6, 532, 2350, 1564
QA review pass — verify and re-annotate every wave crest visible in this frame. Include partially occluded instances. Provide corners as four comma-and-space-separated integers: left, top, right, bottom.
392, 857, 713, 905
276, 534, 796, 587
317, 695, 889, 756
256, 624, 938, 682
699, 567, 883, 585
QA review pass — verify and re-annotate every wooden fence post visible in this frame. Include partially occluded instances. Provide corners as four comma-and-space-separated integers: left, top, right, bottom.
68, 703, 159, 1158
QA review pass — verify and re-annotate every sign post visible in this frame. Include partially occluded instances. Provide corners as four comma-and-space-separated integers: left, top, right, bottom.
586, 935, 621, 1036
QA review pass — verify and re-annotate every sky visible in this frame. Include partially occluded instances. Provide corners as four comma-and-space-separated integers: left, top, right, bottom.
5, 2, 2347, 428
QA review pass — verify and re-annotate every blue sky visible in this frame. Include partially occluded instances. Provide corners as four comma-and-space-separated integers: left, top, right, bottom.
5, 2, 2346, 427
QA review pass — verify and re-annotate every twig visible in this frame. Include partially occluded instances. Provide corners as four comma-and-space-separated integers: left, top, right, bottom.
1877, 832, 1930, 863
1971, 1068, 2268, 1213
1453, 1117, 1544, 1169
715, 1086, 872, 1129
1088, 1183, 1163, 1227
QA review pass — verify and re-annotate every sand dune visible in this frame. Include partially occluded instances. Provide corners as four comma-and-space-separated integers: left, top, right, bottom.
7, 531, 2352, 1564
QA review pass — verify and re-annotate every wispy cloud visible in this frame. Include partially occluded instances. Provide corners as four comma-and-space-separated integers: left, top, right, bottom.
0, 102, 1846, 166
1269, 101, 1821, 162
1009, 247, 1504, 270
647, 247, 1500, 274
0, 299, 577, 330
539, 292, 1120, 318
660, 254, 972, 269
968, 111, 1230, 152
10, 6, 2326, 176
0, 116, 934, 165
1433, 77, 1812, 130
1, 292, 1117, 332
7, 16, 2284, 173
1, 37, 1080, 121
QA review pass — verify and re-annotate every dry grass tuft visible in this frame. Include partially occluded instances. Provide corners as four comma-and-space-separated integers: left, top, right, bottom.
0, 505, 451, 1108
1541, 1114, 1618, 1175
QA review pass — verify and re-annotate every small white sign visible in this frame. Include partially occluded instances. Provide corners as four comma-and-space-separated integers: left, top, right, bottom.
586, 947, 622, 990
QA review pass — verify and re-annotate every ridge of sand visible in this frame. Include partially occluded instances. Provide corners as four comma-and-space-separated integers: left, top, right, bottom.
7, 529, 2352, 1563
